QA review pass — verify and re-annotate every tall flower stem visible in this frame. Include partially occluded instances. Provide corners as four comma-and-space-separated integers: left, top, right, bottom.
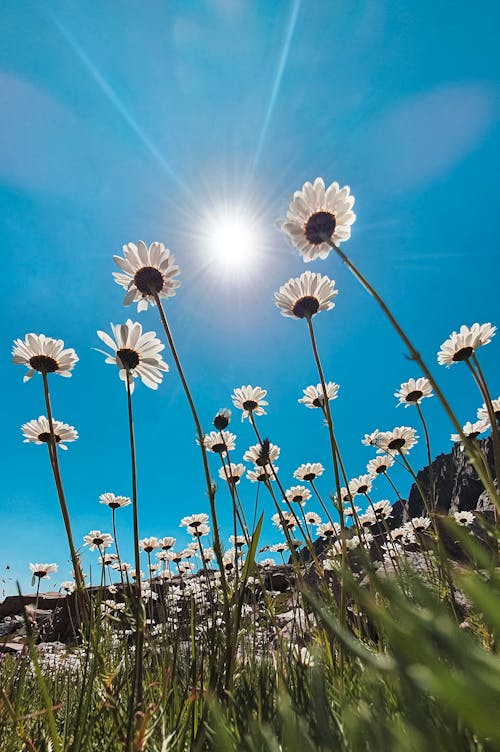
151, 290, 232, 690
416, 404, 435, 512
41, 373, 85, 592
306, 316, 348, 638
325, 238, 499, 510
124, 370, 145, 749
469, 355, 500, 485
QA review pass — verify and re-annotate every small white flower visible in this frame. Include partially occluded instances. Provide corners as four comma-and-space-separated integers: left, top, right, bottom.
376, 426, 418, 455
437, 323, 496, 366
203, 430, 236, 454
293, 462, 324, 481
451, 420, 489, 443
299, 382, 339, 409
96, 320, 168, 393
13, 334, 78, 383
285, 485, 311, 505
282, 177, 356, 262
367, 455, 394, 476
30, 563, 57, 579
218, 463, 246, 485
139, 537, 160, 553
477, 397, 500, 424
99, 492, 131, 509
21, 416, 78, 450
452, 510, 475, 526
274, 270, 338, 319
83, 530, 113, 551
231, 385, 268, 421
317, 522, 341, 539
113, 240, 180, 312
395, 377, 433, 407
243, 441, 280, 466
348, 475, 373, 496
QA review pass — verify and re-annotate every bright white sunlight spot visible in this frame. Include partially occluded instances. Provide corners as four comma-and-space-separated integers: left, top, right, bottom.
206, 210, 262, 272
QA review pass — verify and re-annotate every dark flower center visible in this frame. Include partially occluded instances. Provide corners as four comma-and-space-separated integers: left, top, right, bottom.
388, 438, 406, 451
357, 485, 369, 494
291, 495, 303, 502
242, 399, 258, 411
312, 395, 324, 407
452, 346, 474, 362
292, 295, 320, 319
256, 471, 269, 481
213, 412, 230, 430
324, 529, 335, 537
29, 355, 59, 373
405, 390, 423, 402
93, 538, 104, 546
38, 432, 61, 444
304, 211, 336, 245
303, 472, 316, 481
117, 348, 140, 370
211, 442, 226, 454
375, 465, 387, 474
134, 266, 164, 294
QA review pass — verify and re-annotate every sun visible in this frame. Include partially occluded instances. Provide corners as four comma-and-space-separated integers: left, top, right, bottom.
205, 208, 262, 273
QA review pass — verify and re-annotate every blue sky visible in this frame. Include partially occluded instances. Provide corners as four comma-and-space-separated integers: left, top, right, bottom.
2, 0, 499, 596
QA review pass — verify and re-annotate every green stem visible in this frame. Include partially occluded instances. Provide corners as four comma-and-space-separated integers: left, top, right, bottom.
124, 370, 144, 750
41, 372, 85, 592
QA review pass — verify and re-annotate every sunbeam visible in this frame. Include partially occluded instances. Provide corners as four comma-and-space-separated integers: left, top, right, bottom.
252, 0, 301, 172
49, 14, 193, 202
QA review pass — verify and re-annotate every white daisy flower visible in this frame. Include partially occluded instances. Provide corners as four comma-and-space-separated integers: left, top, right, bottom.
246, 465, 279, 483
99, 492, 131, 509
203, 430, 236, 454
13, 334, 78, 383
405, 517, 431, 533
218, 463, 246, 485
282, 177, 356, 262
243, 441, 280, 466
367, 455, 394, 476
451, 420, 488, 443
293, 462, 325, 481
395, 377, 433, 407
299, 382, 340, 409
477, 397, 500, 424
213, 408, 231, 430
348, 475, 373, 496
21, 416, 78, 450
269, 542, 288, 553
452, 510, 475, 526
437, 323, 496, 366
83, 530, 113, 551
231, 385, 268, 421
304, 511, 322, 526
362, 429, 380, 447
317, 522, 341, 539
158, 536, 176, 550
113, 240, 180, 312
274, 270, 338, 320
285, 485, 311, 505
96, 320, 168, 393
376, 426, 419, 455
271, 511, 296, 531
371, 500, 393, 521
190, 524, 210, 538
180, 514, 209, 529
98, 554, 118, 566
139, 537, 160, 553
60, 580, 76, 593
30, 562, 57, 579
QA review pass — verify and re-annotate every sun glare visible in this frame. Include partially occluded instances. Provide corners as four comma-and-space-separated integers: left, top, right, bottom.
206, 210, 262, 273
